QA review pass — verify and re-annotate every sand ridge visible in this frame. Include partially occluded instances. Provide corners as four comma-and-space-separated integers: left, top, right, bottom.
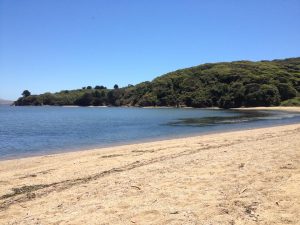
0, 107, 300, 224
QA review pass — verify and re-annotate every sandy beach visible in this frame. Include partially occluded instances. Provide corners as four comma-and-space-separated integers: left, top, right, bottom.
0, 107, 300, 225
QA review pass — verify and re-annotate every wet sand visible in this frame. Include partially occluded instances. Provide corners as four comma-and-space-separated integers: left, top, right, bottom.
0, 107, 300, 224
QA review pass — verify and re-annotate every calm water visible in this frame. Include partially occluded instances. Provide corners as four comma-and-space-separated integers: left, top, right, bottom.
1, 106, 300, 160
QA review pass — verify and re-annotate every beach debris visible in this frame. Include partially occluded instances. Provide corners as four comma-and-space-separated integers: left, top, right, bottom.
220, 208, 229, 214
101, 154, 123, 158
239, 163, 245, 169
239, 188, 248, 194
244, 202, 259, 221
280, 163, 295, 169
0, 184, 50, 200
26, 192, 36, 199
131, 185, 141, 190
19, 174, 37, 179
229, 220, 235, 225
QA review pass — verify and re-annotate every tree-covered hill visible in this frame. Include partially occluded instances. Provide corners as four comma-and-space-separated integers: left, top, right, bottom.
14, 57, 300, 108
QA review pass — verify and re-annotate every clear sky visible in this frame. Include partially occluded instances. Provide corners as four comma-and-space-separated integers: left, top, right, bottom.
1, 0, 300, 100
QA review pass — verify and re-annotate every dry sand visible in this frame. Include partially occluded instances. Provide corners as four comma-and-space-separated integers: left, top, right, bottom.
235, 106, 300, 113
0, 107, 300, 225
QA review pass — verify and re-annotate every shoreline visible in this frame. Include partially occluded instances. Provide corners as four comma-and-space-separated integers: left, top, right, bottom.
234, 106, 300, 113
1, 106, 300, 162
10, 104, 300, 109
0, 123, 299, 224
2, 117, 300, 162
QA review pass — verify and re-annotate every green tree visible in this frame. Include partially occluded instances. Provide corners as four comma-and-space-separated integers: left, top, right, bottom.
42, 93, 56, 105
22, 90, 31, 97
75, 93, 93, 106
92, 90, 105, 106
277, 83, 297, 101
95, 85, 107, 90
107, 90, 116, 105
138, 93, 157, 106
245, 84, 280, 106
191, 93, 212, 107
218, 95, 236, 109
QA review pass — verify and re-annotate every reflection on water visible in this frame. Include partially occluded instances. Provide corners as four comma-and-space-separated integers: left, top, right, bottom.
167, 110, 300, 127
167, 111, 269, 126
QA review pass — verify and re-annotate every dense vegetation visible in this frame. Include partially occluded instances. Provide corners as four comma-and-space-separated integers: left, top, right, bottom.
281, 97, 300, 106
15, 57, 300, 108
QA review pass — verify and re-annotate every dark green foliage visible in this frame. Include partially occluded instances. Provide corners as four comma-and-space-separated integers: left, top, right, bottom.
107, 88, 124, 106
16, 95, 42, 106
276, 83, 297, 100
95, 85, 107, 90
281, 97, 300, 106
14, 57, 300, 108
22, 90, 31, 97
75, 93, 93, 106
138, 93, 157, 106
244, 84, 280, 106
218, 95, 236, 109
92, 90, 106, 106
42, 93, 56, 105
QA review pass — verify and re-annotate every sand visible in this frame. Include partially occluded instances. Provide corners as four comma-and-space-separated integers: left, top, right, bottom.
0, 107, 300, 225
235, 106, 300, 113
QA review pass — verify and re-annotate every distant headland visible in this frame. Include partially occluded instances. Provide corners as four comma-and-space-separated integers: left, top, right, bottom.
0, 99, 13, 105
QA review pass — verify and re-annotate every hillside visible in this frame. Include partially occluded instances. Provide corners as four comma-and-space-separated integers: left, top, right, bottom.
14, 57, 300, 108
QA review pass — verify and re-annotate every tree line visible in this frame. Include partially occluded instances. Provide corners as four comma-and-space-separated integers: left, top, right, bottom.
15, 57, 300, 108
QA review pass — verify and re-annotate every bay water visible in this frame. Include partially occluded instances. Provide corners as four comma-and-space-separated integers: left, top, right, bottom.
1, 106, 300, 160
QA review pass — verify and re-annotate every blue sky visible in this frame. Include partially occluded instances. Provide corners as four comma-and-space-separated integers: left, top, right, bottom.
1, 0, 300, 100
